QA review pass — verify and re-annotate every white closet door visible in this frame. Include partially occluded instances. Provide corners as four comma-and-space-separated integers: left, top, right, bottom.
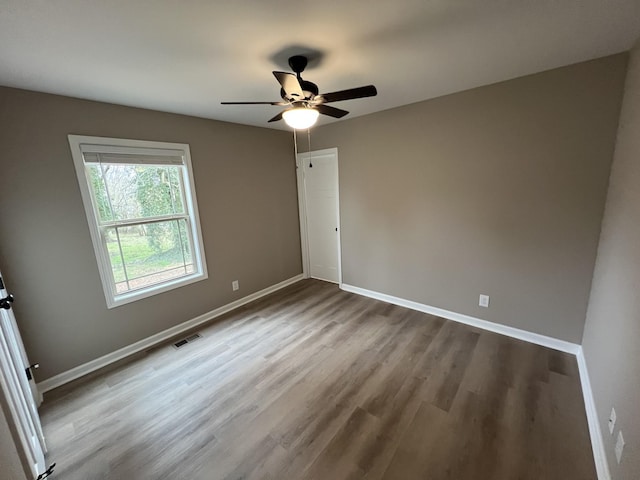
298, 149, 341, 283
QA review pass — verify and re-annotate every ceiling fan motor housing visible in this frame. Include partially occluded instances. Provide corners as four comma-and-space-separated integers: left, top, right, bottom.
281, 82, 319, 103
288, 55, 308, 75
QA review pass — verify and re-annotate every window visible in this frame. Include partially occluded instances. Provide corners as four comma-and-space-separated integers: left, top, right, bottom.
68, 135, 207, 308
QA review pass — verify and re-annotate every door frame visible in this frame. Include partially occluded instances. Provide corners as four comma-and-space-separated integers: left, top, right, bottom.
0, 343, 33, 480
0, 271, 47, 479
295, 147, 343, 285
0, 323, 45, 478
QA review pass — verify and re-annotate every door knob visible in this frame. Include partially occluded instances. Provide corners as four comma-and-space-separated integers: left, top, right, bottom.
25, 363, 40, 381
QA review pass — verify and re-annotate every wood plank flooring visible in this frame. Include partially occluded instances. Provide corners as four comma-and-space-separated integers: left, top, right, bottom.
40, 279, 596, 479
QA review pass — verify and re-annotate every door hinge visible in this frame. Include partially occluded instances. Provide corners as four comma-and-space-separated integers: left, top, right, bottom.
36, 463, 56, 479
0, 293, 14, 310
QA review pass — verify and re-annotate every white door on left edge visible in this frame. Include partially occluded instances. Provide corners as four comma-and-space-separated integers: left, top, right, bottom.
0, 269, 47, 478
298, 149, 341, 284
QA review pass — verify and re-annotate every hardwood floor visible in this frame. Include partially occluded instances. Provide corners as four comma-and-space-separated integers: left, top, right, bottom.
40, 279, 596, 479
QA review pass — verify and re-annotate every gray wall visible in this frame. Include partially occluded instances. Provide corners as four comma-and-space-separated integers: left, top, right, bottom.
582, 42, 640, 479
310, 54, 627, 343
0, 87, 302, 381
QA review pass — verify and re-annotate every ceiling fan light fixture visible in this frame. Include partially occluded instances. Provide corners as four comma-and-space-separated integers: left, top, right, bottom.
282, 107, 319, 129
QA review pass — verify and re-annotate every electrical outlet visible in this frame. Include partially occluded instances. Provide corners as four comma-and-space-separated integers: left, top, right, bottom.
232, 280, 239, 291
615, 430, 625, 464
608, 407, 617, 435
479, 294, 490, 308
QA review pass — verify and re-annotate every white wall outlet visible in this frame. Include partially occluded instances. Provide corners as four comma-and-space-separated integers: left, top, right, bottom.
479, 294, 490, 308
608, 407, 617, 435
615, 430, 625, 464
232, 280, 239, 291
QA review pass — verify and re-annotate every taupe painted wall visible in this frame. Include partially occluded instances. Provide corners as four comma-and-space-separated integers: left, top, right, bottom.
0, 87, 302, 381
310, 54, 627, 343
582, 42, 640, 479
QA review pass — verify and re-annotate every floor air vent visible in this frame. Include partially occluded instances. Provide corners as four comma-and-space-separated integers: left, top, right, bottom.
173, 333, 202, 349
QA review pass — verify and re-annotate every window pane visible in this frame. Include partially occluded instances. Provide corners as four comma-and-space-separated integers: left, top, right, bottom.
134, 165, 185, 219
90, 164, 186, 223
105, 230, 126, 283
105, 219, 195, 294
87, 165, 114, 222
177, 218, 193, 266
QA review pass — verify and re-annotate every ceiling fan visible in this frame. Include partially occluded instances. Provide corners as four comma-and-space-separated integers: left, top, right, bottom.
221, 55, 377, 129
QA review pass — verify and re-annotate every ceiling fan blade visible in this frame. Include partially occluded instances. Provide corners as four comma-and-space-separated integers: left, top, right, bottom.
268, 111, 285, 123
319, 85, 377, 103
221, 101, 289, 105
273, 72, 304, 100
315, 104, 349, 119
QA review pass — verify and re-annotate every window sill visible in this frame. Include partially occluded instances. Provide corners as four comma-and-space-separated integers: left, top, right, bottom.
106, 271, 208, 309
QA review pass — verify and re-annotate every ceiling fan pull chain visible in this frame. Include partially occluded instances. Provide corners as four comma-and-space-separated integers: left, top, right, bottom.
307, 128, 313, 168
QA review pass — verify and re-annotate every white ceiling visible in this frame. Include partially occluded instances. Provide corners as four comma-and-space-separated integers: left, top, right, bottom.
1, 1, 639, 130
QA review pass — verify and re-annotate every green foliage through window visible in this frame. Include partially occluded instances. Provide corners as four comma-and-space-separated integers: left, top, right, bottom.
90, 162, 194, 293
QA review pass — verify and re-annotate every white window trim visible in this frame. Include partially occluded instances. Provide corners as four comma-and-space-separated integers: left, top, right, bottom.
68, 135, 208, 308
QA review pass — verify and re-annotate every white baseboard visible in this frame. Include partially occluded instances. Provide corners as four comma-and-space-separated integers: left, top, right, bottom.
576, 348, 611, 480
340, 283, 580, 354
37, 274, 304, 395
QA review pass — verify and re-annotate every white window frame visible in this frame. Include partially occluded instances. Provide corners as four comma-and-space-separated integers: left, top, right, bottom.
68, 135, 208, 308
